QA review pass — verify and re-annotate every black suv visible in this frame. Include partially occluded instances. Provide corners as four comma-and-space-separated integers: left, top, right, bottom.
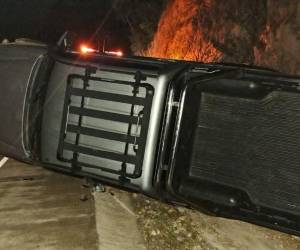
1, 42, 300, 236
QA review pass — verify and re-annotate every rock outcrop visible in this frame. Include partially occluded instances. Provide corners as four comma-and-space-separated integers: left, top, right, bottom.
148, 0, 300, 74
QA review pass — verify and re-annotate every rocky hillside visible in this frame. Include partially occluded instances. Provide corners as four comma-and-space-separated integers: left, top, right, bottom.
148, 0, 300, 75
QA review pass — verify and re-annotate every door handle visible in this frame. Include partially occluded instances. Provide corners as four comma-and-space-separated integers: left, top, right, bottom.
133, 110, 144, 153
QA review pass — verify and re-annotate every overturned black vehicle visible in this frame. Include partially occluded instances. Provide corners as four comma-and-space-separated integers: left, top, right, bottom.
1, 41, 300, 236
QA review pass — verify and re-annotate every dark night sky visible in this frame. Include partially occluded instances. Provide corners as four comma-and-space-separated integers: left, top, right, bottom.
0, 0, 131, 51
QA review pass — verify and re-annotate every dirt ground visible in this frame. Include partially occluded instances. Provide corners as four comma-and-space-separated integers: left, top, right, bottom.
0, 160, 98, 250
132, 193, 300, 250
1, 160, 300, 250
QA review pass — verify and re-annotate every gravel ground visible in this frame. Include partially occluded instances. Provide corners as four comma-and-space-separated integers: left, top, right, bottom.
132, 193, 300, 250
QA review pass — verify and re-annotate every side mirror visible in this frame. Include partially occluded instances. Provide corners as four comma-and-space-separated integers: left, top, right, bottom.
56, 31, 79, 52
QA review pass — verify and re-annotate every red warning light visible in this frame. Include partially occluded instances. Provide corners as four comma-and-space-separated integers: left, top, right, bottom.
80, 44, 96, 54
105, 50, 123, 57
